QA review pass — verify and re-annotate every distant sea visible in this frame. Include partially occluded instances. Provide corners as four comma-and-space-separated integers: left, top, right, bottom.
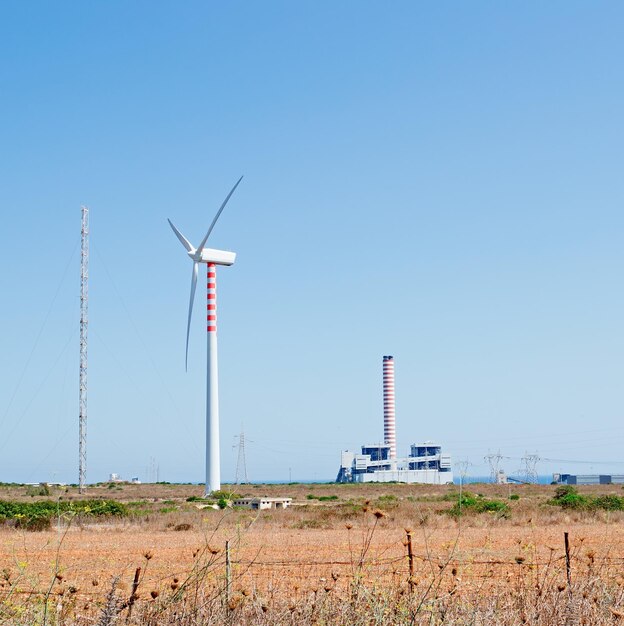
234, 475, 555, 486
458, 475, 554, 485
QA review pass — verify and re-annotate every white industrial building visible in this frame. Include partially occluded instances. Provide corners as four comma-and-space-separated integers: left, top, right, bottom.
336, 442, 453, 484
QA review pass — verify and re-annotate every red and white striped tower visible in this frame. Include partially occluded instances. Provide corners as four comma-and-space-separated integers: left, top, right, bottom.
383, 356, 396, 460
206, 263, 220, 492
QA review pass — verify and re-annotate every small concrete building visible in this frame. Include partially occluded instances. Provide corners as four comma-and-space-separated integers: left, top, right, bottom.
233, 497, 292, 510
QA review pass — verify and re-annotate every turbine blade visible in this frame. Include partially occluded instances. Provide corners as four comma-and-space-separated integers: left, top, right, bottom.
185, 261, 199, 371
196, 175, 243, 254
168, 219, 194, 253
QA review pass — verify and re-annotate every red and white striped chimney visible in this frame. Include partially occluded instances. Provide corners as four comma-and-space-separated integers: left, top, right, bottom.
383, 355, 396, 459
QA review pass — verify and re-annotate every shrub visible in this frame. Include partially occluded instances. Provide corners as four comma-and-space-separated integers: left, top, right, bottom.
441, 492, 461, 502
378, 494, 398, 501
186, 495, 209, 502
375, 494, 400, 510
26, 484, 50, 497
549, 486, 591, 509
477, 499, 509, 514
549, 486, 624, 511
509, 494, 520, 501
448, 492, 510, 517
67, 500, 128, 516
291, 518, 328, 530
211, 490, 240, 501
18, 515, 51, 532
553, 485, 575, 499
306, 493, 339, 501
593, 495, 624, 511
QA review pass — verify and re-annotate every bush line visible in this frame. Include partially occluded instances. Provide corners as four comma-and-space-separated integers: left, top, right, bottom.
0, 499, 127, 530
549, 485, 624, 511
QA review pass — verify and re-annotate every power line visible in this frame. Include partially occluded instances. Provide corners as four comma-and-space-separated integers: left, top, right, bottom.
92, 242, 201, 458
540, 456, 624, 465
0, 240, 79, 433
499, 454, 624, 466
0, 329, 76, 456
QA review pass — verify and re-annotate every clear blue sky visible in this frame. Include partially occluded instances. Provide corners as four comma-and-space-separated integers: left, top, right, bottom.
1, 2, 623, 484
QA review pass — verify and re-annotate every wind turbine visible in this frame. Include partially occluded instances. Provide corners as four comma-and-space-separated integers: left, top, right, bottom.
168, 176, 242, 495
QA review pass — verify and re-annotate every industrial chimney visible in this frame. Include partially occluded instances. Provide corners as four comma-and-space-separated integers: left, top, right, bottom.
383, 356, 396, 460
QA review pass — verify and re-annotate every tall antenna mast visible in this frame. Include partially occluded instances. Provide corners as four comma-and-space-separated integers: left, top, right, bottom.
79, 205, 89, 494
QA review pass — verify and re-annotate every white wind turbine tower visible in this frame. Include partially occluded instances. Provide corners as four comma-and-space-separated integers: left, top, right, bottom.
169, 176, 243, 495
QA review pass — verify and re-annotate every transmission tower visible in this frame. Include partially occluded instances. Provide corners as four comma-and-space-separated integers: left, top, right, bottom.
78, 206, 89, 493
455, 459, 471, 492
147, 456, 159, 483
455, 459, 471, 482
484, 450, 503, 483
234, 429, 249, 484
522, 452, 540, 484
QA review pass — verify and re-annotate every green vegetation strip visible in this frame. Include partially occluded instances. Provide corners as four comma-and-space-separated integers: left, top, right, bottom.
549, 486, 624, 511
0, 499, 127, 530
448, 492, 510, 517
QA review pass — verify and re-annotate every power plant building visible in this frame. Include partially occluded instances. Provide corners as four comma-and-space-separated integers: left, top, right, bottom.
336, 356, 453, 484
337, 442, 453, 484
553, 473, 624, 486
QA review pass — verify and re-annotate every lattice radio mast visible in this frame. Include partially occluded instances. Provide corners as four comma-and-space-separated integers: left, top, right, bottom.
79, 206, 89, 493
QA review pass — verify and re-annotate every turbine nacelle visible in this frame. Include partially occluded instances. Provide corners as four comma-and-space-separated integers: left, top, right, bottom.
189, 247, 236, 266
168, 175, 243, 371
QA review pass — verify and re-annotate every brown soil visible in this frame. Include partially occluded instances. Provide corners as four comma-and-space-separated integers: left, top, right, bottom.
1, 481, 623, 602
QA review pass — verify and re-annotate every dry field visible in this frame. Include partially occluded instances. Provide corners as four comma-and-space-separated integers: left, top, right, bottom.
1, 481, 624, 624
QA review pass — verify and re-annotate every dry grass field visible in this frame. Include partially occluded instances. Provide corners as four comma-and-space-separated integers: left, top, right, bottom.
1, 481, 624, 624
